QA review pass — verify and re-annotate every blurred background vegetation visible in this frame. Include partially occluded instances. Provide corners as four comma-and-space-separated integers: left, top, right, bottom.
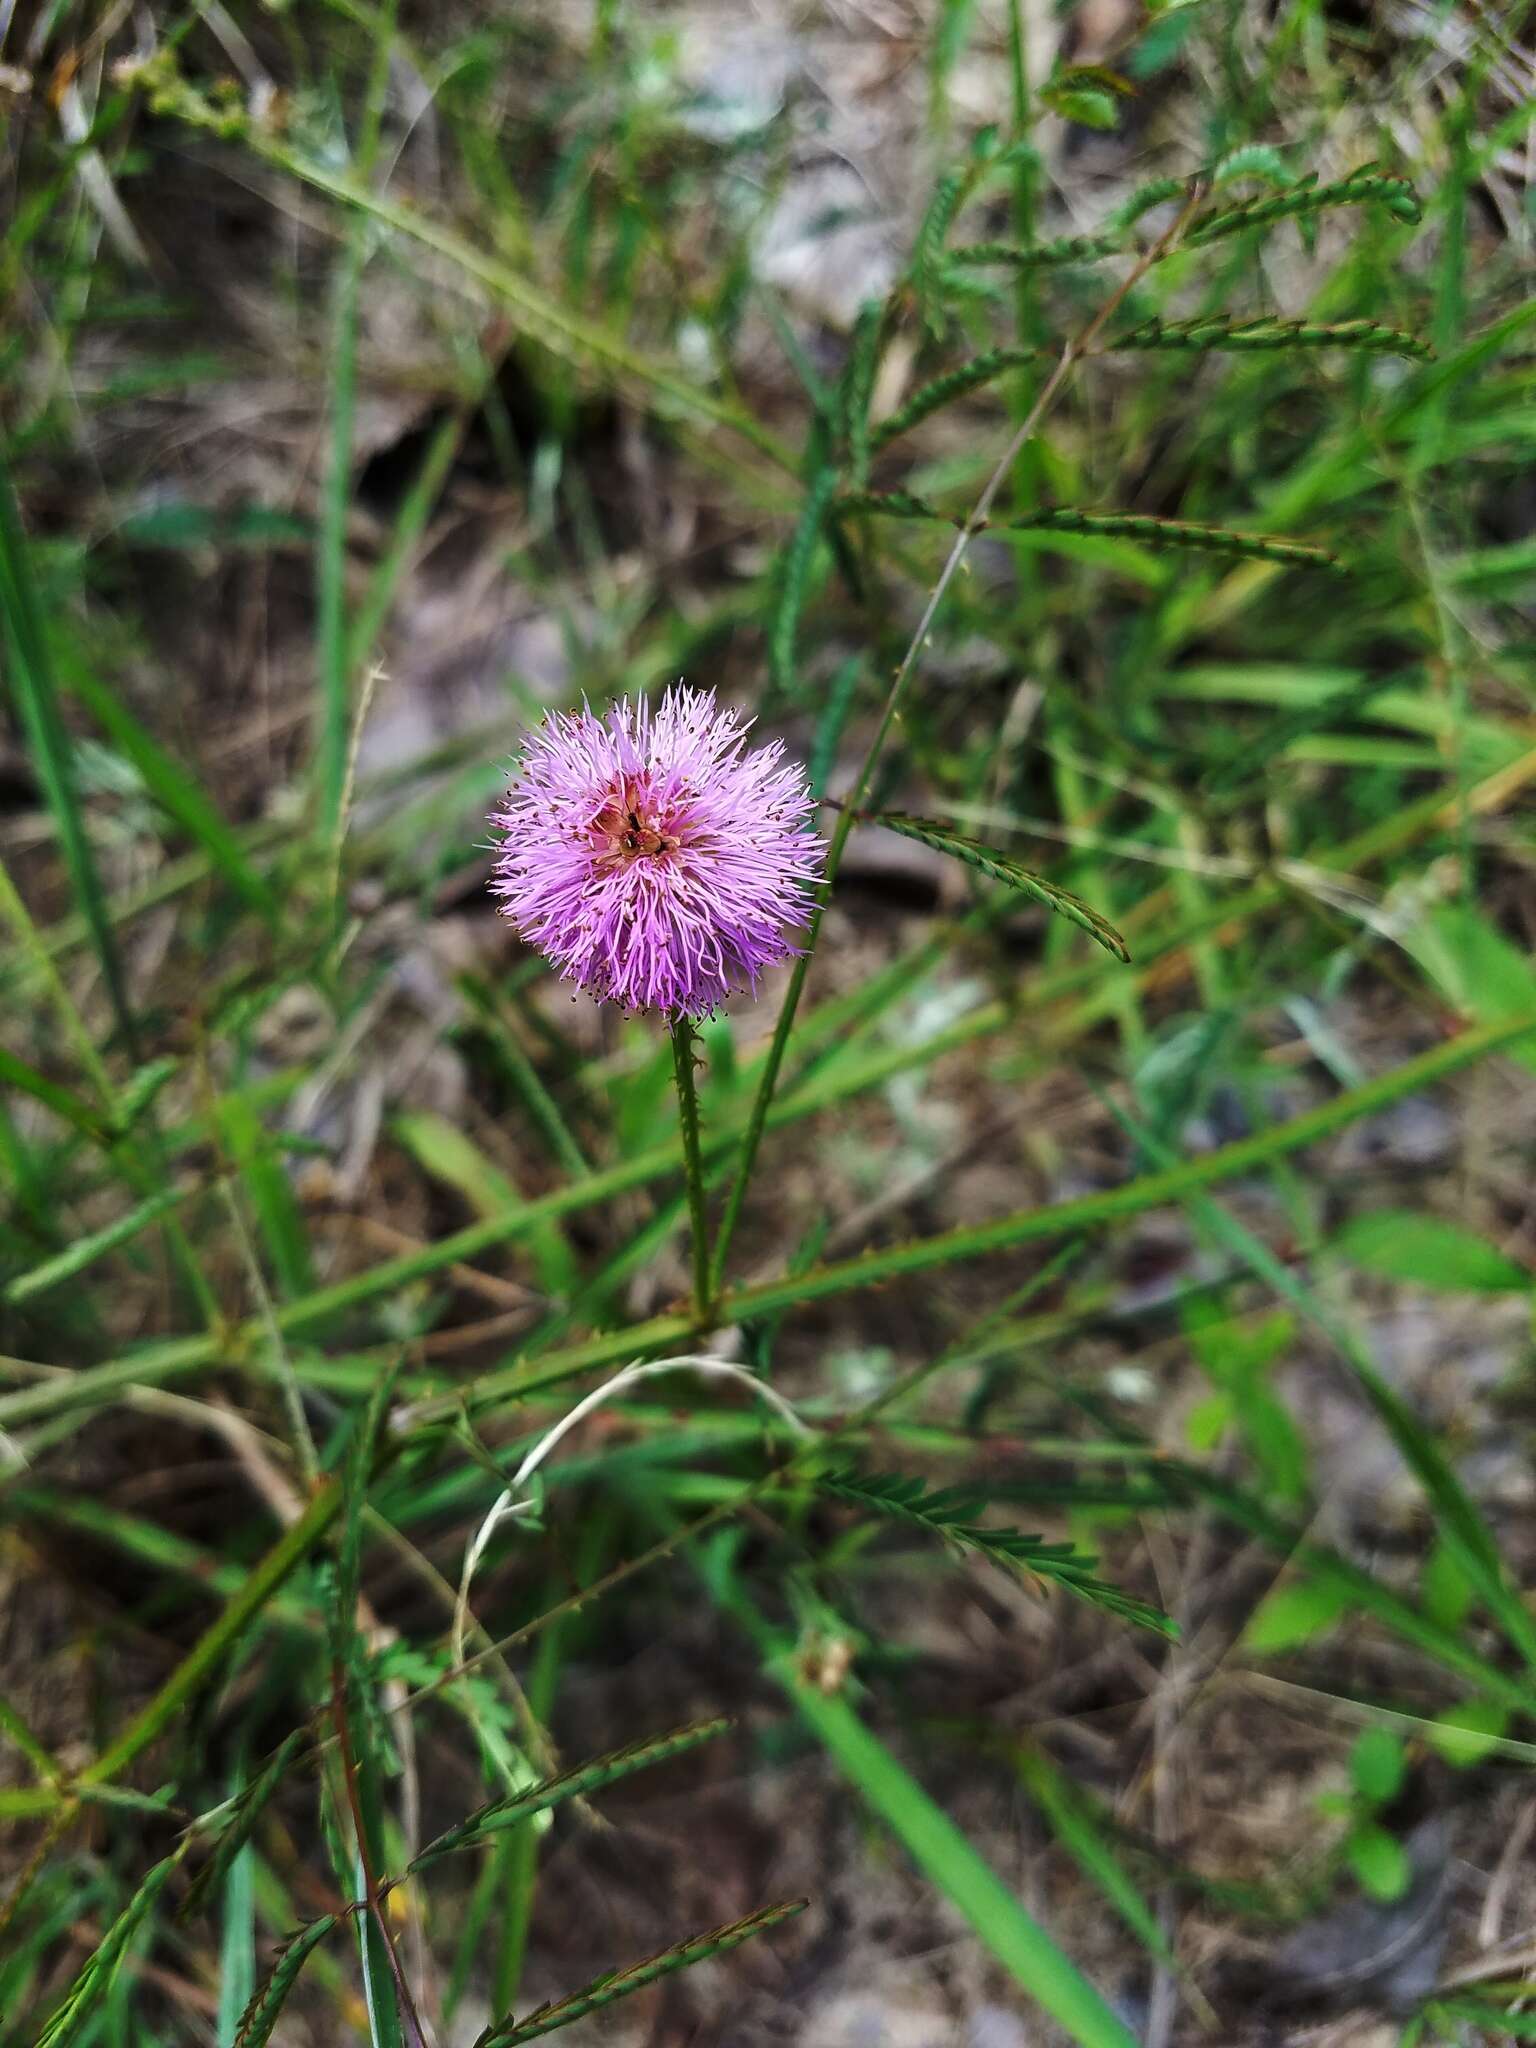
2, 1, 1536, 2043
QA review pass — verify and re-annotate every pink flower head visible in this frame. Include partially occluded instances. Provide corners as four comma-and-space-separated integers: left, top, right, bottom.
490, 685, 824, 1018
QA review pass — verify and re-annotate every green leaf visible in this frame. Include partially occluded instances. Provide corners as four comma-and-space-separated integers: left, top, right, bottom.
1040, 65, 1131, 131
818, 1467, 1172, 1634
1347, 1822, 1411, 1902
1350, 1728, 1406, 1806
36, 1850, 186, 2047
1210, 144, 1295, 188
1425, 1700, 1508, 1767
1186, 164, 1423, 242
1108, 176, 1189, 230
1400, 905, 1536, 1075
409, 1718, 732, 1871
837, 490, 1343, 571
2, 1186, 188, 1306
1419, 1541, 1474, 1632
1110, 313, 1432, 362
1041, 84, 1118, 129
482, 1898, 806, 2044
869, 347, 1041, 451
866, 813, 1130, 961
947, 233, 1121, 272
1332, 1212, 1530, 1294
235, 1917, 339, 2048
1243, 1577, 1352, 1654
1185, 1393, 1230, 1454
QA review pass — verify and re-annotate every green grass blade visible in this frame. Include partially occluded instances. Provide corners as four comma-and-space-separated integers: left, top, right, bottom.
457, 974, 591, 1177
8, 1003, 1533, 1433
126, 77, 793, 473
315, 237, 364, 847
0, 449, 139, 1056
1012, 1742, 1175, 1964
62, 661, 276, 921
737, 1601, 1135, 2045
0, 1045, 109, 1144
2, 1186, 187, 1307
1118, 1101, 1536, 1682
214, 1815, 256, 2047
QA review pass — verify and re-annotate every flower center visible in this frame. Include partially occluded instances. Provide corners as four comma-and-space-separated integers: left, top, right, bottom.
592, 781, 681, 864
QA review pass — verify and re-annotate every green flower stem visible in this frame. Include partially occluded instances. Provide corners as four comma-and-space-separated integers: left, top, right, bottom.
669, 1016, 714, 1321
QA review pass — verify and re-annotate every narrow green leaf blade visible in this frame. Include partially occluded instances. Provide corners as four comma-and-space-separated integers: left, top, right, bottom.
3, 1186, 187, 1307
1110, 314, 1432, 362
837, 491, 1342, 571
0, 449, 139, 1055
869, 347, 1040, 450
63, 662, 276, 919
868, 813, 1131, 962
483, 1898, 807, 2045
774, 1663, 1136, 2048
36, 1851, 184, 2048
818, 1466, 1170, 1633
1332, 1212, 1530, 1294
410, 1717, 732, 1871
1013, 1743, 1174, 1962
183, 1730, 309, 1922
235, 1916, 339, 2048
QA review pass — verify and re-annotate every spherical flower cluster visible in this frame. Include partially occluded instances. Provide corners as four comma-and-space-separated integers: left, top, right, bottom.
490, 685, 824, 1019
